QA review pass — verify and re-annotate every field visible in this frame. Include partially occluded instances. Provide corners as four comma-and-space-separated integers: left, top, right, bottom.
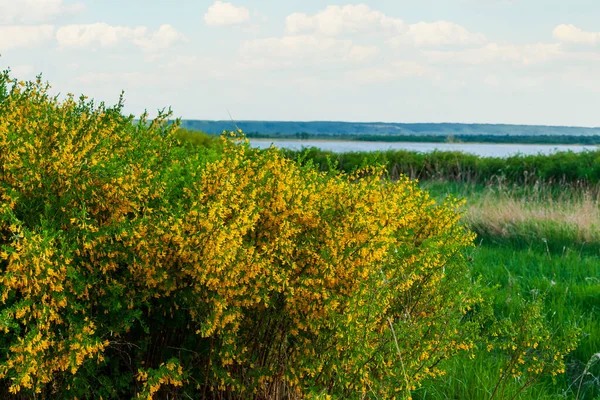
417, 181, 600, 399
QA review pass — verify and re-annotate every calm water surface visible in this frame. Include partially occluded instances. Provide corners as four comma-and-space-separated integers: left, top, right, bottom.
249, 139, 599, 158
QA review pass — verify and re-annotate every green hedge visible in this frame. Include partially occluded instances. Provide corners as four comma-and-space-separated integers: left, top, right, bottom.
281, 147, 600, 185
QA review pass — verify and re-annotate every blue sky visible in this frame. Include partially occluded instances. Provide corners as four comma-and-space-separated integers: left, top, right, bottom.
1, 0, 600, 126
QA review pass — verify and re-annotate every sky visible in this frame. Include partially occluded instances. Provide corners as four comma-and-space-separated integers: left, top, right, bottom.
1, 0, 600, 127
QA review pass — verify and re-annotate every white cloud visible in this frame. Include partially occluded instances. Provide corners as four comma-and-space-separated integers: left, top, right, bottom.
557, 67, 600, 93
553, 24, 600, 45
483, 74, 501, 87
0, 25, 55, 50
133, 24, 187, 52
204, 1, 250, 26
346, 45, 380, 62
9, 64, 36, 79
346, 61, 438, 83
285, 4, 404, 36
0, 0, 84, 23
56, 23, 186, 51
394, 21, 487, 47
480, 72, 547, 91
56, 23, 147, 48
75, 72, 159, 88
423, 42, 563, 65
286, 5, 484, 47
162, 55, 235, 79
240, 35, 379, 68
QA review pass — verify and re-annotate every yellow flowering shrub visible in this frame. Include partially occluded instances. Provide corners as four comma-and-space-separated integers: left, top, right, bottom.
485, 297, 578, 400
0, 70, 573, 399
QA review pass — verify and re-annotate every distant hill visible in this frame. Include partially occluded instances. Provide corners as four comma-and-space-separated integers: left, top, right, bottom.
180, 120, 600, 137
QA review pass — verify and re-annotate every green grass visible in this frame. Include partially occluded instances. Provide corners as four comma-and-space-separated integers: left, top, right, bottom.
415, 353, 568, 400
416, 182, 600, 399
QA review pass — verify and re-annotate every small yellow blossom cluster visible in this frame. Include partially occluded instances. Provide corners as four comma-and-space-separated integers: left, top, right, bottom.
136, 359, 184, 400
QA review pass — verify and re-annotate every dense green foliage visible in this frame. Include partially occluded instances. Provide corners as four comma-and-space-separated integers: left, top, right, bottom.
174, 128, 220, 148
0, 71, 585, 399
175, 122, 597, 399
180, 120, 600, 139
281, 147, 600, 186
0, 71, 573, 400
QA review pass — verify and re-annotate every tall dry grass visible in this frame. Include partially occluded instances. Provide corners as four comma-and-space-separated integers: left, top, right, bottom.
423, 180, 600, 254
465, 185, 600, 244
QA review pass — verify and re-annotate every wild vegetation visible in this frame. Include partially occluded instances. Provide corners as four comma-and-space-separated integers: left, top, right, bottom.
0, 71, 587, 399
203, 135, 600, 398
417, 182, 600, 399
275, 144, 600, 398
282, 147, 600, 186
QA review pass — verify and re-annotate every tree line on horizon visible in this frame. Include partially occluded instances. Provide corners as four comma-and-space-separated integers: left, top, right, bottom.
179, 120, 600, 141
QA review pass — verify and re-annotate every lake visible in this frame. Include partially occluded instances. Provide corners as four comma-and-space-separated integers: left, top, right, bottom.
249, 139, 599, 158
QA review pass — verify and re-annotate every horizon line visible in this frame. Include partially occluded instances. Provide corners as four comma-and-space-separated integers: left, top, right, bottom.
173, 119, 600, 130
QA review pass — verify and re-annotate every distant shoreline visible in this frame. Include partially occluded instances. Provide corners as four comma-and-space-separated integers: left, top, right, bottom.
248, 138, 598, 158
247, 137, 600, 147
179, 119, 600, 130
179, 120, 600, 145
238, 133, 600, 145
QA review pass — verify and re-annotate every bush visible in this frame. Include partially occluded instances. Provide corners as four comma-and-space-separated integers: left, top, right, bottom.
174, 128, 220, 149
0, 71, 574, 399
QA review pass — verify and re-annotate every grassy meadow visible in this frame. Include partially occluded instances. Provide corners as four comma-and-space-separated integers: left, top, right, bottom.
416, 181, 600, 399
